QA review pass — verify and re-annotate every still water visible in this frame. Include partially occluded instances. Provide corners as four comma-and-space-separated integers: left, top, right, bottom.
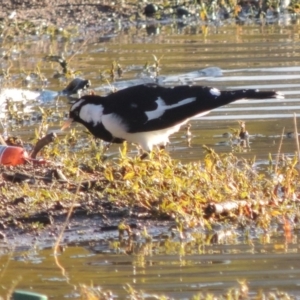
1, 17, 300, 299
1, 224, 300, 299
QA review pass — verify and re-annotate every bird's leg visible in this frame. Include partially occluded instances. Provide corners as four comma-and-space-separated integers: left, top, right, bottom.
102, 141, 112, 153
134, 144, 149, 159
185, 123, 192, 147
238, 121, 250, 148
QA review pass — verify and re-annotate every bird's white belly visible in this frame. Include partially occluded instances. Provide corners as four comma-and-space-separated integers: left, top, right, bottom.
102, 113, 188, 151
126, 124, 187, 151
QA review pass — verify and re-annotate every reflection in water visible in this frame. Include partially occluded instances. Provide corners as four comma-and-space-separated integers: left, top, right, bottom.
0, 228, 299, 299
146, 24, 160, 36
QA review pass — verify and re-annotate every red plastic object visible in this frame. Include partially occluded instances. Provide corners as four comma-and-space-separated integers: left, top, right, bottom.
0, 145, 29, 166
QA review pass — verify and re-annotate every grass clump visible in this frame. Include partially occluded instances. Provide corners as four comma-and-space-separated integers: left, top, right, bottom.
79, 281, 296, 300
82, 144, 299, 222
1, 127, 300, 233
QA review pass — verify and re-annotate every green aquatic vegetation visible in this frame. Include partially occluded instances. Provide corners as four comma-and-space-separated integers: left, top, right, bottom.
79, 281, 295, 300
288, 0, 300, 13
2, 121, 300, 232
28, 137, 298, 229
98, 60, 124, 87
109, 148, 223, 211
45, 54, 81, 78
0, 16, 77, 42
0, 15, 81, 88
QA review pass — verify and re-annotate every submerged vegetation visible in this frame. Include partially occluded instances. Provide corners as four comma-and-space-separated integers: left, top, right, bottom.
79, 282, 297, 300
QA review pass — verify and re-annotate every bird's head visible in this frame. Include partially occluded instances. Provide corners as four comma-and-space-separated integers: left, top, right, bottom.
62, 96, 104, 130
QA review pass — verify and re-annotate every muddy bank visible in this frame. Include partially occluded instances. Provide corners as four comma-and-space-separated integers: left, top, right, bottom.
0, 0, 143, 28
0, 161, 163, 242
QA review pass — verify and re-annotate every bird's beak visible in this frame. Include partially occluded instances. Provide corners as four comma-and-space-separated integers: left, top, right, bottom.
61, 118, 73, 130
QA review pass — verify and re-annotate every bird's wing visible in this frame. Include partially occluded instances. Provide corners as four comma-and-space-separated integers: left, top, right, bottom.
102, 84, 281, 134
101, 84, 219, 133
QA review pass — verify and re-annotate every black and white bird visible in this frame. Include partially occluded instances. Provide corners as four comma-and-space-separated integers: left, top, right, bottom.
62, 84, 283, 152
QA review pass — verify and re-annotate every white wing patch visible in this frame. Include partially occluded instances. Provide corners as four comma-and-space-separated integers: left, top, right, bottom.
145, 97, 196, 121
210, 88, 221, 97
71, 99, 85, 111
79, 104, 104, 126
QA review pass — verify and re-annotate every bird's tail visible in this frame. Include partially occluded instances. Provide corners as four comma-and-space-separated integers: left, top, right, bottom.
189, 87, 284, 114
230, 89, 284, 100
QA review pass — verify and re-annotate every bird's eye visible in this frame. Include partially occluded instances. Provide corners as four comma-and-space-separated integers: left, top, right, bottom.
70, 110, 79, 119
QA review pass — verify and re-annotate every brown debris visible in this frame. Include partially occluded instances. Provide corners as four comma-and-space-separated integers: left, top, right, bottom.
30, 132, 57, 159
